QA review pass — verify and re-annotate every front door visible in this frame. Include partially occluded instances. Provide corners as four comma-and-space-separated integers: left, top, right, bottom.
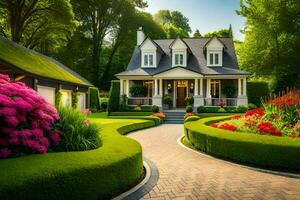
177, 87, 186, 107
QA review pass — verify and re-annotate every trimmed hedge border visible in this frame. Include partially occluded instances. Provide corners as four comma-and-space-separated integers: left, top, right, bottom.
110, 112, 153, 116
184, 116, 300, 172
0, 118, 157, 200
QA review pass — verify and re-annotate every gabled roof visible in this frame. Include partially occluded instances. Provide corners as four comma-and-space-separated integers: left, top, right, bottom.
116, 37, 249, 77
0, 36, 92, 86
169, 37, 192, 53
139, 36, 164, 54
203, 35, 227, 49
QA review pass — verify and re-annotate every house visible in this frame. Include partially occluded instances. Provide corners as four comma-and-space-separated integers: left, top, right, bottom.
0, 36, 93, 111
116, 27, 249, 110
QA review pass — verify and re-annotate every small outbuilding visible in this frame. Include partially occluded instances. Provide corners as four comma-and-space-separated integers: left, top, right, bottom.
0, 36, 93, 111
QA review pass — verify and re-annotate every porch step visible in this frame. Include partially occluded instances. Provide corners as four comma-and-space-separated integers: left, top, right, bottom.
164, 111, 185, 124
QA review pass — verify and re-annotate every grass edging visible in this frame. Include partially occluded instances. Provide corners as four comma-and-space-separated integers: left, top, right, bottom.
0, 118, 157, 200
184, 116, 300, 173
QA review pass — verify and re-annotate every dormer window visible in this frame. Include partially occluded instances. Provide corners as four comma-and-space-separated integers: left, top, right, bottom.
142, 52, 155, 68
209, 53, 220, 66
175, 53, 184, 65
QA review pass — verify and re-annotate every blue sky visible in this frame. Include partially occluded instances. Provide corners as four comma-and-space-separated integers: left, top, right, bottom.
144, 0, 246, 40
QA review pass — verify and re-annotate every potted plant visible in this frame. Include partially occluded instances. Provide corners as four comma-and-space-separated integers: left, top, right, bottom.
129, 84, 147, 97
185, 95, 194, 106
163, 94, 173, 110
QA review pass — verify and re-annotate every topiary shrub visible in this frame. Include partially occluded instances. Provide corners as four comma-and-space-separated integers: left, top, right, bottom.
186, 105, 193, 113
108, 80, 120, 114
152, 105, 159, 113
185, 95, 194, 106
0, 74, 61, 158
89, 87, 101, 112
247, 81, 269, 106
163, 94, 173, 109
55, 107, 101, 151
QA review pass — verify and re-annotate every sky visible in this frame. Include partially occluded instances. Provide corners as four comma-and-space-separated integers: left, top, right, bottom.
144, 0, 246, 41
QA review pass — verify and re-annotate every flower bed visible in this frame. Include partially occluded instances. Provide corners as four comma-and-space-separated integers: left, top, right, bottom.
208, 89, 300, 138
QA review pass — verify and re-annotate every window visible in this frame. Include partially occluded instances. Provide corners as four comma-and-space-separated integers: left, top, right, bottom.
208, 52, 221, 66
143, 53, 155, 67
175, 53, 184, 65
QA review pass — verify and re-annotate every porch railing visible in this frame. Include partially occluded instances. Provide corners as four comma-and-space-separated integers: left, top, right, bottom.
204, 98, 237, 107
127, 97, 152, 105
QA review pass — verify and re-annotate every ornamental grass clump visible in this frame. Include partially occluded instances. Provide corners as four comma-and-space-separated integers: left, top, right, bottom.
0, 74, 61, 158
56, 107, 101, 151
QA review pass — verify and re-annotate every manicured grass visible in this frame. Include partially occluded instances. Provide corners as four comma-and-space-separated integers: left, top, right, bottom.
184, 115, 300, 172
0, 36, 90, 86
110, 112, 154, 116
0, 113, 156, 200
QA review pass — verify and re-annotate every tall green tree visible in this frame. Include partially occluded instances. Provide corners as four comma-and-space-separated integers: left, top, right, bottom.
154, 10, 191, 38
237, 0, 300, 91
0, 0, 77, 53
203, 29, 231, 38
193, 29, 202, 38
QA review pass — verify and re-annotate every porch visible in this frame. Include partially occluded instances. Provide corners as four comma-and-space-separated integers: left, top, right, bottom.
120, 78, 247, 109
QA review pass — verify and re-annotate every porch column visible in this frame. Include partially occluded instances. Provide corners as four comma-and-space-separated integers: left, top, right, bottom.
126, 80, 130, 97
238, 78, 242, 96
243, 78, 247, 96
154, 79, 158, 96
194, 79, 199, 96
237, 78, 248, 106
200, 78, 203, 96
153, 79, 162, 109
206, 79, 211, 98
159, 79, 163, 96
120, 79, 123, 95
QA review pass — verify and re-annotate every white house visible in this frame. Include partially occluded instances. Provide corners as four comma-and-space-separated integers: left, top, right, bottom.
116, 27, 249, 110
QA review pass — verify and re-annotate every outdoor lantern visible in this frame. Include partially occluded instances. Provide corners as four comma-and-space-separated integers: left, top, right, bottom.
167, 83, 172, 92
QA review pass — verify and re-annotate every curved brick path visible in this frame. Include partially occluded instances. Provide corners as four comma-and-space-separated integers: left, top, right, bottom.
129, 124, 300, 200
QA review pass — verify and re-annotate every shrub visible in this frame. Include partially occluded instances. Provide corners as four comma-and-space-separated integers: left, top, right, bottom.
134, 106, 141, 112
152, 105, 159, 113
163, 94, 173, 107
55, 89, 62, 108
185, 95, 194, 106
0, 74, 60, 158
235, 105, 248, 113
141, 105, 153, 112
72, 92, 80, 109
56, 107, 101, 151
197, 106, 207, 113
218, 107, 226, 112
222, 85, 236, 98
129, 84, 147, 97
119, 95, 127, 111
89, 87, 101, 112
108, 80, 120, 114
186, 105, 193, 113
248, 103, 257, 110
247, 81, 269, 106
184, 116, 200, 123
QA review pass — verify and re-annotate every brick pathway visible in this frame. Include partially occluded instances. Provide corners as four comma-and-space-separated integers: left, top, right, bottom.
129, 124, 300, 200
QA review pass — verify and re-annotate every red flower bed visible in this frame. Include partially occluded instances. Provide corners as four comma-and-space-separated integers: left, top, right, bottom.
231, 115, 242, 119
209, 123, 218, 128
152, 112, 166, 120
184, 113, 195, 119
257, 121, 282, 136
269, 89, 300, 107
218, 123, 237, 131
245, 108, 265, 118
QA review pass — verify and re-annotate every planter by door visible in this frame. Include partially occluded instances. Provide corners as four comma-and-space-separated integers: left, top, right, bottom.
177, 87, 186, 107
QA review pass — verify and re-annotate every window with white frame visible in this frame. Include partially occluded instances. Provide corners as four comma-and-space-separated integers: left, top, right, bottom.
208, 52, 222, 66
142, 53, 155, 67
175, 53, 184, 65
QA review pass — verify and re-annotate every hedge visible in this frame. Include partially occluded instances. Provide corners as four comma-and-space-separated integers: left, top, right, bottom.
108, 80, 120, 114
247, 81, 269, 106
0, 115, 157, 200
110, 112, 154, 116
126, 105, 153, 112
184, 116, 300, 172
89, 87, 101, 112
110, 116, 161, 126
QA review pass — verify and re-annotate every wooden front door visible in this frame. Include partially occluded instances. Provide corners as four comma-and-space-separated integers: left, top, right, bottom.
177, 87, 186, 107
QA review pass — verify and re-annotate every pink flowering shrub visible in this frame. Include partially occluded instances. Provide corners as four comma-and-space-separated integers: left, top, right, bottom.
0, 74, 61, 158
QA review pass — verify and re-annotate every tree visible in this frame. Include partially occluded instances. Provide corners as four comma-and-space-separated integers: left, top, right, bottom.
204, 29, 231, 38
237, 0, 300, 92
0, 0, 77, 54
154, 10, 191, 38
193, 29, 202, 38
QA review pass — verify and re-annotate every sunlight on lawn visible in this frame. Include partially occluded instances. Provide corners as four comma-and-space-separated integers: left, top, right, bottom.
88, 112, 146, 125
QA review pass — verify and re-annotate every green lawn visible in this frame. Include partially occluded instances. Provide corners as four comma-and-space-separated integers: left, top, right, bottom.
0, 113, 157, 200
